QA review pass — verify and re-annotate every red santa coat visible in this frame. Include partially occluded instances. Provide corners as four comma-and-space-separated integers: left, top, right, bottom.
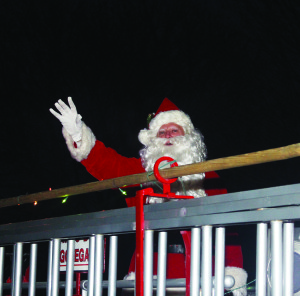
81, 140, 227, 195
80, 140, 243, 275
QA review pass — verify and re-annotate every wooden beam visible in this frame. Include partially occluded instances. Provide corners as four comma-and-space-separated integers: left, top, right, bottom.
1, 143, 300, 209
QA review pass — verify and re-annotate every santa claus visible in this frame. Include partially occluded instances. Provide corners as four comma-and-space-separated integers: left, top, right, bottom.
50, 97, 248, 296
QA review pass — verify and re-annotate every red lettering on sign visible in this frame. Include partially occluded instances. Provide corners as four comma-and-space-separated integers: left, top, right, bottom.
85, 248, 89, 261
60, 250, 65, 263
79, 248, 84, 262
75, 249, 79, 262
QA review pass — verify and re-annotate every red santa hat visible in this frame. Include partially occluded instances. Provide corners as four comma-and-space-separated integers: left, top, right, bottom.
138, 98, 195, 146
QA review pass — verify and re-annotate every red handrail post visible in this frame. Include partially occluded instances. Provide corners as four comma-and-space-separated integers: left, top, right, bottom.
135, 189, 145, 296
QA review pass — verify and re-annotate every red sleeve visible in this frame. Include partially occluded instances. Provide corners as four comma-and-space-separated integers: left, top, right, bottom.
204, 171, 228, 196
81, 140, 145, 181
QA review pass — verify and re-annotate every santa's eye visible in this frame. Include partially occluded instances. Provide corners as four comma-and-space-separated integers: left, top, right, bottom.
172, 129, 178, 133
158, 130, 165, 135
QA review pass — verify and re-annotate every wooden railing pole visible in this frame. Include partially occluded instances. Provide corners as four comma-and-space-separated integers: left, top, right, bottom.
1, 143, 300, 209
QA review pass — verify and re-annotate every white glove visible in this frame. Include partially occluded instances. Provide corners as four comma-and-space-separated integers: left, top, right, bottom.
50, 97, 83, 142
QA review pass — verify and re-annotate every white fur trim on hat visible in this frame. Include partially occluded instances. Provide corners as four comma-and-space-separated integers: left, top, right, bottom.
225, 266, 248, 296
138, 110, 194, 146
62, 122, 96, 162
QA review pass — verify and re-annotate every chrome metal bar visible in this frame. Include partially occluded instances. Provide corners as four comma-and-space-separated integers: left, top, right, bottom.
65, 240, 75, 296
82, 278, 188, 290
157, 231, 167, 296
3, 276, 235, 291
47, 240, 53, 296
108, 236, 118, 296
214, 227, 225, 296
201, 226, 212, 296
4, 281, 76, 290
88, 236, 95, 296
94, 234, 104, 296
267, 227, 271, 296
144, 230, 154, 296
11, 244, 16, 296
13, 242, 23, 296
0, 247, 5, 296
28, 243, 38, 296
256, 223, 268, 296
51, 239, 61, 296
190, 227, 201, 296
224, 275, 235, 289
271, 220, 282, 296
283, 222, 294, 296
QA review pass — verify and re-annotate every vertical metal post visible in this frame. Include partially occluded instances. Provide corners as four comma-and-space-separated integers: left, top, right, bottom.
108, 236, 118, 296
283, 222, 294, 296
0, 247, 5, 296
256, 223, 268, 296
28, 243, 38, 296
88, 236, 96, 296
135, 190, 145, 296
190, 228, 201, 296
201, 226, 212, 296
65, 240, 75, 296
144, 230, 154, 296
51, 239, 61, 296
157, 232, 167, 296
47, 240, 53, 296
11, 244, 16, 296
267, 227, 271, 296
94, 234, 104, 296
75, 273, 81, 296
12, 242, 23, 296
271, 220, 283, 296
214, 227, 225, 296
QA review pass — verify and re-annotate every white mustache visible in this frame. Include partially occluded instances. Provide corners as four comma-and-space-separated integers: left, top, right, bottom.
151, 136, 186, 146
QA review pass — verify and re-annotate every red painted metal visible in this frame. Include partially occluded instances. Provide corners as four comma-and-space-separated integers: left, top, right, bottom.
75, 272, 81, 296
133, 157, 194, 296
153, 156, 178, 194
135, 189, 147, 296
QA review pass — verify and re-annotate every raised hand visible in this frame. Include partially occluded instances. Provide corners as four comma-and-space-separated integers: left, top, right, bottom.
50, 97, 83, 142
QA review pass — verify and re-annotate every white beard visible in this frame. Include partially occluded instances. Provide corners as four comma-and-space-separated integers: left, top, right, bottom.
139, 129, 207, 200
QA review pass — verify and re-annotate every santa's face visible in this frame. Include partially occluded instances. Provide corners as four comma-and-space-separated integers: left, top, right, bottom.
139, 122, 207, 198
140, 122, 206, 172
156, 122, 185, 145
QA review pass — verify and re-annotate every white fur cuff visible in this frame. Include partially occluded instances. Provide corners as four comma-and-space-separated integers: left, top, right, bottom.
62, 122, 96, 162
225, 267, 248, 296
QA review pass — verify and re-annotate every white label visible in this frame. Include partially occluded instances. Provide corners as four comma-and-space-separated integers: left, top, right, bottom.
60, 239, 89, 271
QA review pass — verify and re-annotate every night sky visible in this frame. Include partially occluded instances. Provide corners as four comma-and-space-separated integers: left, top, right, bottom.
1, 0, 300, 281
2, 0, 300, 214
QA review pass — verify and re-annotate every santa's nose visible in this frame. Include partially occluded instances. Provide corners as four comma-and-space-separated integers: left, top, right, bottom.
165, 131, 173, 138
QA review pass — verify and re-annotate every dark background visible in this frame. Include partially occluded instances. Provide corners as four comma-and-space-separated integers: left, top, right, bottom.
1, 0, 300, 284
